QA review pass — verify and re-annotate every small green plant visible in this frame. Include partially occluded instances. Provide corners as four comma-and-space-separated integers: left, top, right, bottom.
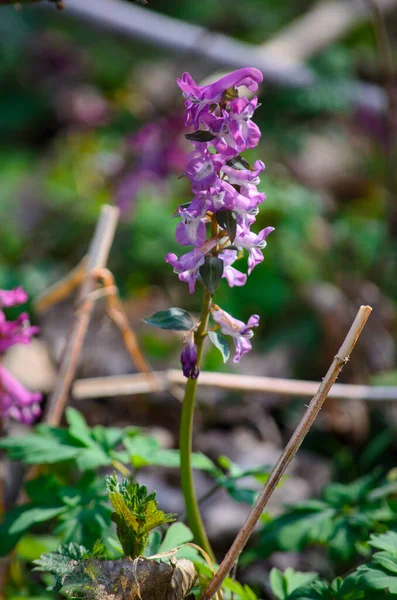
106, 474, 175, 558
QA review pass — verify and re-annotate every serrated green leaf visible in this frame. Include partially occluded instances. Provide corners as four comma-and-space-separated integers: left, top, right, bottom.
106, 476, 175, 558
143, 308, 194, 331
368, 531, 397, 556
208, 331, 230, 362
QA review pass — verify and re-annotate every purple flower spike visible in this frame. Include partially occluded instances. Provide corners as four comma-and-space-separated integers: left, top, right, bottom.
168, 68, 274, 370
0, 365, 42, 424
180, 331, 199, 379
0, 287, 28, 308
211, 304, 260, 362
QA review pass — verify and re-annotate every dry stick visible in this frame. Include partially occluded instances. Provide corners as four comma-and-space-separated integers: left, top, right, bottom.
43, 205, 119, 427
72, 369, 397, 403
259, 0, 397, 66
91, 267, 153, 376
34, 258, 87, 314
202, 305, 372, 600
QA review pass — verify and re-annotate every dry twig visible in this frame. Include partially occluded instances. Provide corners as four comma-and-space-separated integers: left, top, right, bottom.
202, 305, 372, 600
43, 205, 119, 426
72, 365, 397, 403
34, 258, 87, 314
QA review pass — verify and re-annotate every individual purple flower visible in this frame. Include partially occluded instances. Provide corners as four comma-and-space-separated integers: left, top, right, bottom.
0, 311, 39, 353
0, 365, 42, 424
234, 225, 274, 274
165, 238, 218, 294
203, 97, 261, 157
180, 331, 199, 379
177, 68, 263, 128
176, 195, 207, 247
219, 249, 247, 287
0, 287, 28, 308
211, 304, 260, 362
222, 159, 265, 187
185, 150, 221, 193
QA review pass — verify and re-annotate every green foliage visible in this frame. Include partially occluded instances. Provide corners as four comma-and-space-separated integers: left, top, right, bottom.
269, 534, 397, 599
213, 455, 270, 505
33, 543, 90, 593
106, 475, 175, 558
0, 472, 112, 557
246, 473, 397, 564
143, 307, 195, 331
270, 568, 319, 600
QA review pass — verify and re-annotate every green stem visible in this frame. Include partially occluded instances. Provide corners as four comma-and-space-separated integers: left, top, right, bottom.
179, 289, 215, 560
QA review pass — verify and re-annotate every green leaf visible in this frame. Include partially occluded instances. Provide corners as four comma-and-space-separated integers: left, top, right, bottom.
143, 308, 194, 331
0, 433, 80, 464
216, 209, 237, 242
34, 543, 89, 592
208, 331, 230, 362
158, 523, 193, 553
123, 432, 215, 472
199, 256, 224, 295
0, 504, 66, 557
359, 565, 397, 594
368, 531, 397, 556
185, 130, 216, 142
270, 568, 318, 600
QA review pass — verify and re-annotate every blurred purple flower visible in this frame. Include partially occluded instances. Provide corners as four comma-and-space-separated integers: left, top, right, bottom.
0, 312, 39, 354
116, 116, 187, 214
0, 365, 42, 425
0, 287, 28, 308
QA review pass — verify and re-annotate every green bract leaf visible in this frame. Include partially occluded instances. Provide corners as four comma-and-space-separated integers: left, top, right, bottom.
199, 256, 224, 295
185, 130, 216, 142
208, 331, 230, 362
216, 209, 237, 242
226, 154, 253, 171
143, 308, 194, 331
